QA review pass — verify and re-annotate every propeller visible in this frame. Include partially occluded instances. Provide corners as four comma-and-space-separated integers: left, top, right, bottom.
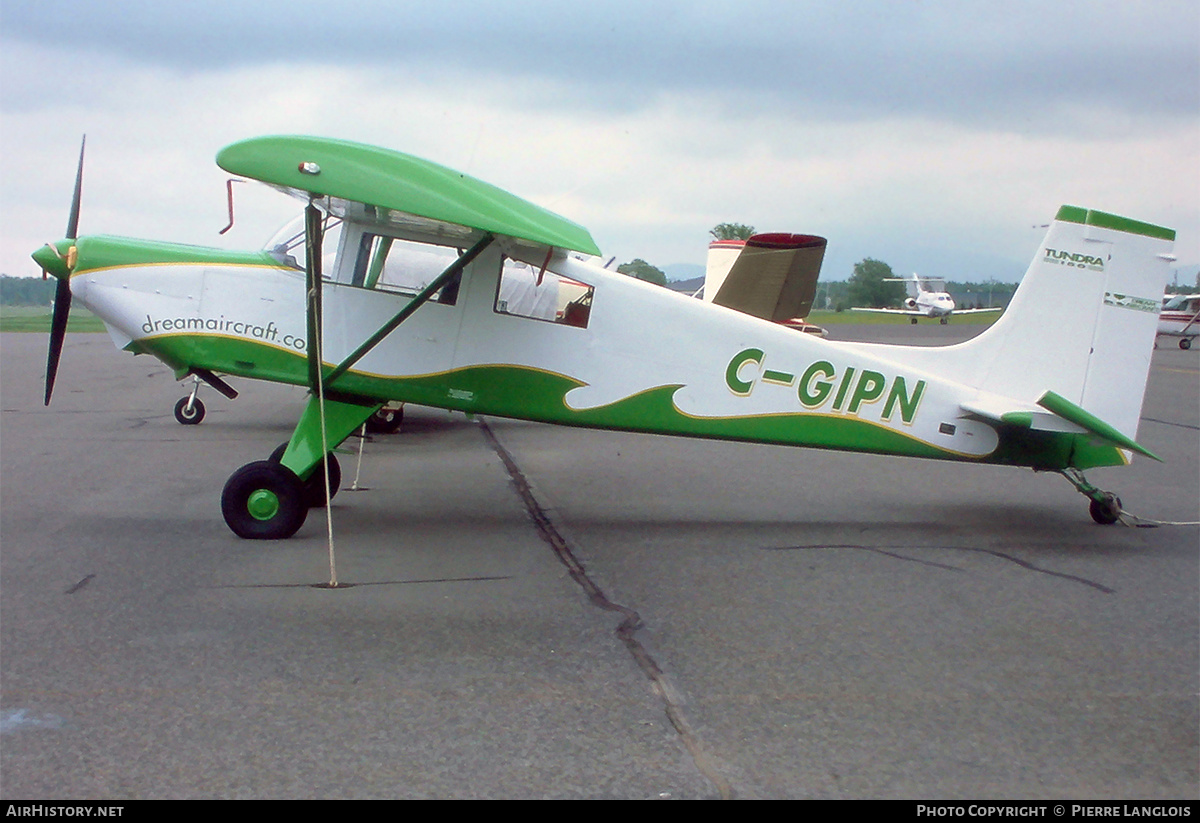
42, 136, 85, 406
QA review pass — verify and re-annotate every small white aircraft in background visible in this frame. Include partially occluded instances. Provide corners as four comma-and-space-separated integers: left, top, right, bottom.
1157, 293, 1199, 349
35, 136, 1176, 538
852, 272, 1004, 324
702, 234, 828, 336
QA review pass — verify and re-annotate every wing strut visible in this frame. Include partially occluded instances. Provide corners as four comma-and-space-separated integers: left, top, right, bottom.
304, 203, 325, 392
301, 201, 348, 585
324, 232, 495, 387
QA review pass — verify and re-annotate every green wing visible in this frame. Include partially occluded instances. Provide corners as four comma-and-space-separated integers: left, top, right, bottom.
217, 135, 601, 256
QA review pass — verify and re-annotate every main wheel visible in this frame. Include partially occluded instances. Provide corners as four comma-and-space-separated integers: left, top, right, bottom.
174, 396, 205, 425
1089, 494, 1122, 525
222, 460, 308, 539
365, 404, 404, 434
269, 443, 341, 508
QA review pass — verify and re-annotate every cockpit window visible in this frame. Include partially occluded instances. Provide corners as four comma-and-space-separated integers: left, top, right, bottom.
494, 257, 593, 328
264, 216, 480, 306
351, 234, 469, 305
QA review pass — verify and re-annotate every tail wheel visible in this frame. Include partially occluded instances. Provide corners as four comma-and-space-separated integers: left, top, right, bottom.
1089, 494, 1123, 525
222, 460, 308, 539
269, 443, 341, 508
174, 396, 205, 425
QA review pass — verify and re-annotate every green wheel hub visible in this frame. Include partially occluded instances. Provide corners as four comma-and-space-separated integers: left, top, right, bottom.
247, 489, 281, 521
221, 460, 308, 540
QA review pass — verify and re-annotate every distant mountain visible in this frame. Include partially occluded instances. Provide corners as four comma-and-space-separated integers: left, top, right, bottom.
663, 262, 704, 283
667, 276, 703, 294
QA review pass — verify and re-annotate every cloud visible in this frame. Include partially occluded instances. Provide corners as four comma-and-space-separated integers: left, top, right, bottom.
2, 1, 1197, 281
6, 0, 1197, 128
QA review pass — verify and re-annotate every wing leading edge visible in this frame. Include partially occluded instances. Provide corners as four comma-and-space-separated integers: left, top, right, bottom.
216, 136, 601, 256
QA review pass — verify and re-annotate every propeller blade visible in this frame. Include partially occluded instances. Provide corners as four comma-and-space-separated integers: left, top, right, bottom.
66, 136, 85, 240
43, 136, 87, 405
44, 276, 72, 405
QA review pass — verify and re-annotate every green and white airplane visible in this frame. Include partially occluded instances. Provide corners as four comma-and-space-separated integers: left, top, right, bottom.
34, 135, 1176, 539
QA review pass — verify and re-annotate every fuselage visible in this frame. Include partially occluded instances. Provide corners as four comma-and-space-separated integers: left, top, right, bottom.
1157, 294, 1199, 337
59, 230, 1124, 472
914, 291, 956, 317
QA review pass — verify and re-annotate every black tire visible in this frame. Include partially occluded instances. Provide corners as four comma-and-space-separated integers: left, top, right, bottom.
1181, 338, 1192, 350
174, 396, 205, 425
1089, 494, 1122, 525
222, 460, 308, 539
303, 453, 341, 508
269, 442, 289, 463
364, 405, 404, 434
269, 442, 341, 508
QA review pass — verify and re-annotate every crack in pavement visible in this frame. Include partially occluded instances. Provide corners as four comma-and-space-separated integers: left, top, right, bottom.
476, 418, 735, 800
206, 575, 512, 590
765, 544, 1116, 594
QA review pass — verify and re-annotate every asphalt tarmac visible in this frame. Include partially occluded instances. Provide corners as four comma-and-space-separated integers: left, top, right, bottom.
1, 326, 1196, 799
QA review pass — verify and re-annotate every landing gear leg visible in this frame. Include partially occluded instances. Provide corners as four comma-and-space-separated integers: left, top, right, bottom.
1061, 468, 1123, 525
174, 376, 205, 425
221, 395, 378, 539
270, 442, 341, 508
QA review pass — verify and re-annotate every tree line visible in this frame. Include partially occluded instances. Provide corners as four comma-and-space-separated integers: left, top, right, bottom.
0, 275, 56, 306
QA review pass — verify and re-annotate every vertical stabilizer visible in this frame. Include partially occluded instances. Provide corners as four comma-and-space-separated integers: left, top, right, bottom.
960, 207, 1175, 443
905, 273, 924, 299
703, 239, 746, 301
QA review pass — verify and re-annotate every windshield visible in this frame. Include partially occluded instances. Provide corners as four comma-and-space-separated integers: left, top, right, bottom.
263, 214, 343, 271
1163, 295, 1200, 311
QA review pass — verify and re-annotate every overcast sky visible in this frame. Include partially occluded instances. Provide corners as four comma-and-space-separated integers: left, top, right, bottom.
3, 0, 1197, 284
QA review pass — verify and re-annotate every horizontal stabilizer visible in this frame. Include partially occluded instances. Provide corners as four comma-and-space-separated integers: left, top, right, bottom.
711, 233, 826, 323
1036, 391, 1161, 461
960, 397, 1083, 434
962, 391, 1160, 461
